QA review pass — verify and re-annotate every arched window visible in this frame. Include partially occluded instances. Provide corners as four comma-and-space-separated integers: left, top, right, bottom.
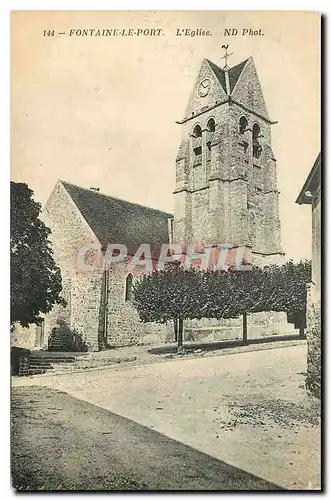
239, 116, 248, 134
125, 274, 133, 301
192, 124, 202, 138
192, 124, 202, 165
206, 118, 216, 160
252, 123, 262, 159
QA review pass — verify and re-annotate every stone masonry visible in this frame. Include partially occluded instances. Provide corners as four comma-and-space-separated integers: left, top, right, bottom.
42, 180, 172, 351
174, 56, 289, 337
36, 56, 291, 351
173, 57, 284, 267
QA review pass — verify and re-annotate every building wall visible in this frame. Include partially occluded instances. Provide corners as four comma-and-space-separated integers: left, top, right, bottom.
43, 184, 173, 350
306, 190, 321, 398
312, 192, 321, 292
173, 61, 283, 265
106, 260, 173, 347
42, 181, 104, 350
11, 324, 38, 350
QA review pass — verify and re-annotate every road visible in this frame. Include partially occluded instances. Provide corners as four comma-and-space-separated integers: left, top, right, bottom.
12, 344, 320, 490
12, 386, 281, 491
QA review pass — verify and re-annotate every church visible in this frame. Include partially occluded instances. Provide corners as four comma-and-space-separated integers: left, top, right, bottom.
15, 55, 292, 351
173, 56, 284, 267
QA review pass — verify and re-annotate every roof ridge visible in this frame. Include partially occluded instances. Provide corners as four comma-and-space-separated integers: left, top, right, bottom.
206, 57, 249, 73
228, 58, 250, 94
205, 57, 250, 95
60, 180, 173, 217
205, 59, 227, 94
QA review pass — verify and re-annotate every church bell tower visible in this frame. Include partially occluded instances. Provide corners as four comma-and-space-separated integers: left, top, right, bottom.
173, 54, 284, 266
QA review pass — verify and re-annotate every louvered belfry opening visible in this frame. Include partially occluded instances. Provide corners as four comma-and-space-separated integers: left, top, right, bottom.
192, 124, 202, 166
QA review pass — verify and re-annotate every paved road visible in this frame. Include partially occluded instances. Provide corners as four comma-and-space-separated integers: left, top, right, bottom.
11, 386, 281, 491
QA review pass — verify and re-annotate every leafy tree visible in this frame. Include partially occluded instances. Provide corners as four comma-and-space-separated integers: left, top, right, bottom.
133, 259, 312, 350
133, 265, 202, 351
267, 260, 311, 313
203, 265, 265, 343
261, 260, 311, 337
11, 182, 65, 327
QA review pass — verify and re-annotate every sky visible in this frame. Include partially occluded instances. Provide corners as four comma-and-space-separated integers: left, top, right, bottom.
11, 10, 320, 261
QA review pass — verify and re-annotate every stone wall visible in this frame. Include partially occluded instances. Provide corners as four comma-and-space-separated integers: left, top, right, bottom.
173, 57, 284, 264
184, 311, 295, 343
42, 181, 103, 349
41, 182, 175, 350
70, 270, 104, 351
312, 195, 321, 291
305, 194, 321, 398
306, 288, 321, 399
11, 324, 38, 350
106, 260, 172, 347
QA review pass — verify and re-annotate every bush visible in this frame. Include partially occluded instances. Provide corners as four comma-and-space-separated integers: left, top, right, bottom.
306, 303, 321, 399
48, 320, 88, 352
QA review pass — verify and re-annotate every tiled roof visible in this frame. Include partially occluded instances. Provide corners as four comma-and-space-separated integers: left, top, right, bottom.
61, 181, 172, 255
207, 60, 227, 93
228, 59, 249, 92
207, 58, 249, 94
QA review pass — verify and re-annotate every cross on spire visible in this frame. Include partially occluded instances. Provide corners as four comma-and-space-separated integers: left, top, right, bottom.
220, 45, 234, 70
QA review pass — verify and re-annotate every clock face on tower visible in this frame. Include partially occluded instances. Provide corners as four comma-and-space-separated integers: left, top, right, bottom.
198, 78, 211, 97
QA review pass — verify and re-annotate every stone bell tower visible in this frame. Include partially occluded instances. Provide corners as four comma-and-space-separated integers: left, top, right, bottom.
173, 55, 284, 266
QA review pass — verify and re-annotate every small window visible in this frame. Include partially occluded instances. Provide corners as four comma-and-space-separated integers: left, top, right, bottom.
192, 124, 202, 164
207, 118, 216, 133
193, 146, 202, 165
239, 116, 248, 134
192, 124, 202, 138
125, 273, 133, 301
206, 118, 216, 160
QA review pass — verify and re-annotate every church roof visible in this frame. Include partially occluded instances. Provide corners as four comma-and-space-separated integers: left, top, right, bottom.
61, 181, 173, 255
207, 58, 249, 94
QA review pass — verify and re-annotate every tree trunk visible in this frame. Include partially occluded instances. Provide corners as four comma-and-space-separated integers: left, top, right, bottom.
297, 311, 306, 338
173, 318, 178, 342
243, 312, 248, 344
177, 318, 184, 352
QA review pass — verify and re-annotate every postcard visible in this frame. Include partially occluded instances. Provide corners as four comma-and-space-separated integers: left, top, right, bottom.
11, 10, 321, 491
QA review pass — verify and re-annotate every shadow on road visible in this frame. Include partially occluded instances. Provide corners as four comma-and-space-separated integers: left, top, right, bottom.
11, 386, 283, 491
148, 334, 304, 355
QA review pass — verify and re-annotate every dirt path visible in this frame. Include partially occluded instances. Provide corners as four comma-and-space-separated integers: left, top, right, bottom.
11, 386, 281, 491
12, 344, 321, 490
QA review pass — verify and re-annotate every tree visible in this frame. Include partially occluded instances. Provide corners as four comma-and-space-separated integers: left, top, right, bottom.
133, 260, 312, 350
200, 265, 265, 343
11, 182, 65, 327
133, 265, 202, 351
262, 260, 311, 337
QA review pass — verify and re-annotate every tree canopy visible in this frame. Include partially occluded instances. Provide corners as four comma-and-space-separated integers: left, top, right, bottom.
11, 182, 65, 327
133, 260, 312, 349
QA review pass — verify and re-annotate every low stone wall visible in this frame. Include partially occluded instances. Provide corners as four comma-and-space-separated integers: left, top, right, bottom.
11, 347, 31, 376
11, 325, 38, 350
18, 357, 30, 376
184, 322, 296, 343
184, 311, 296, 343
